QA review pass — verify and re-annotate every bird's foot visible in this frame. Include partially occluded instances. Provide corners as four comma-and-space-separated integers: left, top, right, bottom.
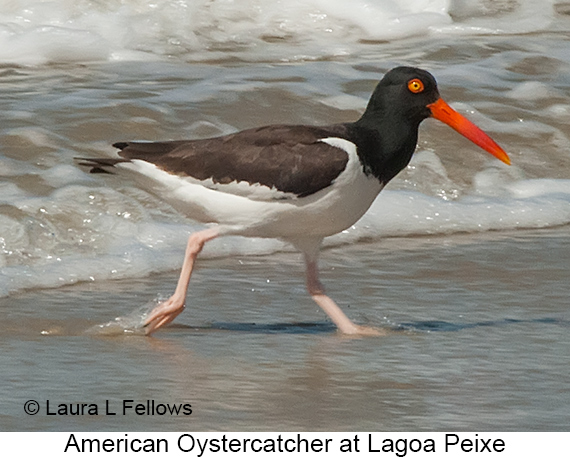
143, 294, 185, 335
341, 324, 386, 337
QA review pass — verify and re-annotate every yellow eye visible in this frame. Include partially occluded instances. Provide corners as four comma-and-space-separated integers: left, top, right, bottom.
407, 78, 424, 94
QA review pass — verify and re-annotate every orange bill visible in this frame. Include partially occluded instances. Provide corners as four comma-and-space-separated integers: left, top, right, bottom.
427, 98, 511, 165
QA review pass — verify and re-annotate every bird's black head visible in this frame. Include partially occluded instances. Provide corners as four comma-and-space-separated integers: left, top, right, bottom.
359, 66, 440, 127
357, 66, 510, 165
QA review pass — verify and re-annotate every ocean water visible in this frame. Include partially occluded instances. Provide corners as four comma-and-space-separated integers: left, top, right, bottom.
1, 0, 570, 431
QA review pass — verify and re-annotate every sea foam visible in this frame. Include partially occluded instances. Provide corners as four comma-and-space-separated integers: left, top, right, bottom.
0, 0, 558, 65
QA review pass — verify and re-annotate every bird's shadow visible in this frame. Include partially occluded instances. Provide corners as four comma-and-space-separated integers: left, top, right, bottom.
174, 321, 337, 335
397, 317, 568, 333
167, 317, 568, 335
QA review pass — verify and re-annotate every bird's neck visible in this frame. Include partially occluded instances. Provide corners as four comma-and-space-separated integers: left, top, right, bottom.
350, 112, 420, 185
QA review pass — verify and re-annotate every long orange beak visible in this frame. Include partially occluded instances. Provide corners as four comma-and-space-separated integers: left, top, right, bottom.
427, 98, 510, 165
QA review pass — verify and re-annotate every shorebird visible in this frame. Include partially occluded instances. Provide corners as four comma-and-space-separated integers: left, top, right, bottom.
78, 66, 510, 336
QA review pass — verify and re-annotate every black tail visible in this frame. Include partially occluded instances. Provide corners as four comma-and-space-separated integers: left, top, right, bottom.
76, 140, 185, 173
74, 157, 130, 174
113, 142, 129, 150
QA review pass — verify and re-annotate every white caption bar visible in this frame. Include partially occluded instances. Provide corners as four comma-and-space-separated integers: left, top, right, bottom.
2, 432, 567, 456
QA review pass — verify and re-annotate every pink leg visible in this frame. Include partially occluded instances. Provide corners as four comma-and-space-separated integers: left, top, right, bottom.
144, 227, 219, 335
305, 255, 382, 336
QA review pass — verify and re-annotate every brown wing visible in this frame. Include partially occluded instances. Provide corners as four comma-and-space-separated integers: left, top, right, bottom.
114, 124, 351, 198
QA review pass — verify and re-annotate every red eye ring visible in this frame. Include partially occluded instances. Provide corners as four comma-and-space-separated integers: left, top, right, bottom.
408, 78, 424, 94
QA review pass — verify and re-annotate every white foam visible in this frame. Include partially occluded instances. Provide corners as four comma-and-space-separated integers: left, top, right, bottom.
506, 81, 561, 101
0, 0, 558, 65
440, 0, 556, 35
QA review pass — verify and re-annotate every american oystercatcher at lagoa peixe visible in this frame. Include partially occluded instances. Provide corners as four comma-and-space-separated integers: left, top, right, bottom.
78, 66, 510, 336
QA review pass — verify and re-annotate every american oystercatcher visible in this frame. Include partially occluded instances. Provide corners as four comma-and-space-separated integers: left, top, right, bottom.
78, 66, 510, 336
